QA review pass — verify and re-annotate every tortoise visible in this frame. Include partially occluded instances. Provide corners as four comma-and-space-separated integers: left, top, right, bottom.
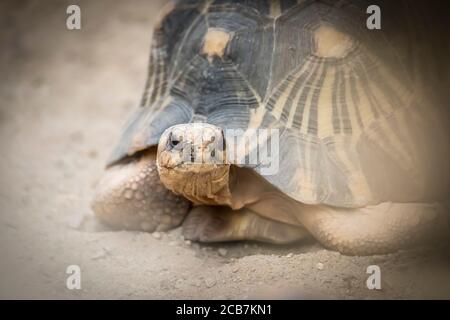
92, 0, 449, 255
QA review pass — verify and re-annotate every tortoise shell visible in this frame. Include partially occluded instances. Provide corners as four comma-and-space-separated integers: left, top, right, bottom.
108, 0, 445, 207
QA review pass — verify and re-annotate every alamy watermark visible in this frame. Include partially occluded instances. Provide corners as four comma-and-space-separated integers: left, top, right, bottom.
366, 5, 381, 30
169, 128, 279, 176
66, 265, 81, 290
366, 265, 382, 290
66, 5, 81, 30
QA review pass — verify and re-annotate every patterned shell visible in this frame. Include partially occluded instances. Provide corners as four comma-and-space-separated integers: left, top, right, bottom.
108, 0, 445, 207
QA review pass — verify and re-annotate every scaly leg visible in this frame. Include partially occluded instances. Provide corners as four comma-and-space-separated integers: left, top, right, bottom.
182, 206, 309, 244
92, 150, 190, 232
299, 202, 450, 255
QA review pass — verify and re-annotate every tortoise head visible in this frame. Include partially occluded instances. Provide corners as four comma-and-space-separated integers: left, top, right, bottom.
156, 123, 232, 205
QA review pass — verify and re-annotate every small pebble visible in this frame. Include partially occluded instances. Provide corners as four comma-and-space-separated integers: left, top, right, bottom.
316, 262, 324, 270
205, 278, 217, 288
286, 253, 293, 258
174, 279, 183, 289
152, 232, 161, 239
184, 240, 192, 246
218, 248, 228, 257
87, 149, 97, 158
67, 214, 85, 230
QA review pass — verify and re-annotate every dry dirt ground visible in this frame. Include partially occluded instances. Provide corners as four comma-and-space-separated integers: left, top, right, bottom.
0, 0, 449, 299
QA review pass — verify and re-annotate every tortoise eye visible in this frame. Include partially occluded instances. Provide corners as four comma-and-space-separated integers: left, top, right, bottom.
167, 132, 182, 149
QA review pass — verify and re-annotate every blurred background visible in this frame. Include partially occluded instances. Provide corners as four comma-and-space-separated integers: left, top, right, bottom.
0, 0, 449, 299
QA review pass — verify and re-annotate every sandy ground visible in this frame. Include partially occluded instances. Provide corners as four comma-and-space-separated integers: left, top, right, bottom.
0, 0, 449, 299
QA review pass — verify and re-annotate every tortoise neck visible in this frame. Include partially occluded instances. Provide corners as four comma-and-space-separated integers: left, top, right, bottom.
159, 164, 233, 206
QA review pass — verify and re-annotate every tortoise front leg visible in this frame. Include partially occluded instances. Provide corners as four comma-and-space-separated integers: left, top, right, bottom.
92, 150, 190, 232
182, 206, 310, 244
